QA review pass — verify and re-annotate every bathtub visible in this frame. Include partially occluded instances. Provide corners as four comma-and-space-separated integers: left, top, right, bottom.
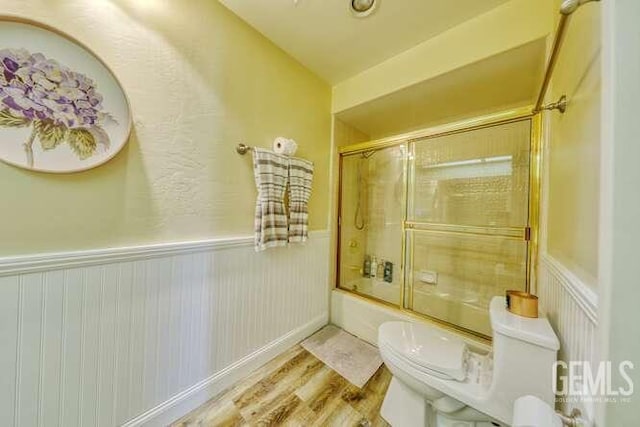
335, 276, 497, 340
330, 288, 490, 350
339, 277, 401, 306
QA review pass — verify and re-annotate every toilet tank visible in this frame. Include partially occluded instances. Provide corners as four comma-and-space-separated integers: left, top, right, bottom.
488, 296, 560, 417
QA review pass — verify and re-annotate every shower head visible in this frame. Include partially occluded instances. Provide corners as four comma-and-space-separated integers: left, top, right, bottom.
560, 0, 600, 15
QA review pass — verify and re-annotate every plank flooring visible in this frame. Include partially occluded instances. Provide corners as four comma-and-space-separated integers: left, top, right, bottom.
172, 345, 392, 427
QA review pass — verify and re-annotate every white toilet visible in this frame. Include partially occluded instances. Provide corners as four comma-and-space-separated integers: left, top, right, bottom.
512, 395, 564, 427
378, 296, 560, 426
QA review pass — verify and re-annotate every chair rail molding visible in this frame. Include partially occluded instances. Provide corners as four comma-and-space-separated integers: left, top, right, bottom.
0, 230, 329, 277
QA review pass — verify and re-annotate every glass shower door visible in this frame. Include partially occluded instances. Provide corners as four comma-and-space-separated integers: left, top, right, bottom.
405, 120, 532, 336
338, 144, 407, 306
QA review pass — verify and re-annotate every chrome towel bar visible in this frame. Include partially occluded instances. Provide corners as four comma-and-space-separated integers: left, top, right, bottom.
236, 143, 253, 155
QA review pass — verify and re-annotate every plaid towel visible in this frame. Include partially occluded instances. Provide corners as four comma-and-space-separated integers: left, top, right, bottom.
288, 157, 314, 243
253, 148, 289, 251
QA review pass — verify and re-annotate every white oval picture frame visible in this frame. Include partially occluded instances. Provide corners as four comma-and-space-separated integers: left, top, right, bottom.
0, 16, 132, 173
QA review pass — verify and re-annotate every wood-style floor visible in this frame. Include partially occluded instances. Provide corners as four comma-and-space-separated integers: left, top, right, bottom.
172, 344, 392, 427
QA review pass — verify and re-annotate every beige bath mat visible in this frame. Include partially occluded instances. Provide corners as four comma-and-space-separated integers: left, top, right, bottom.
301, 325, 383, 388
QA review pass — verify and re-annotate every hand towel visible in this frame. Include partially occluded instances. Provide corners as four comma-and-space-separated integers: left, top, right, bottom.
253, 148, 289, 251
288, 156, 314, 243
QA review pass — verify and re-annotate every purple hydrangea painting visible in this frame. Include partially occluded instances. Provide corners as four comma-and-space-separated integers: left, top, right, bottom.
0, 48, 115, 168
0, 18, 130, 173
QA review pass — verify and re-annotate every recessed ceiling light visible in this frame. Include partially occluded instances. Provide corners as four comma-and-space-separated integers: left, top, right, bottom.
350, 0, 380, 18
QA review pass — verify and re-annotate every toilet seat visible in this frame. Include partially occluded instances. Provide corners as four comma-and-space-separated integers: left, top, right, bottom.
378, 321, 468, 381
378, 341, 462, 381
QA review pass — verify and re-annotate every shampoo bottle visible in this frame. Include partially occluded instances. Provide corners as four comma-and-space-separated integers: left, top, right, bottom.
384, 261, 393, 283
363, 255, 371, 278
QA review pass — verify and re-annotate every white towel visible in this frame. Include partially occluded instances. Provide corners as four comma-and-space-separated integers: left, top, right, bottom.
287, 156, 314, 243
253, 148, 289, 251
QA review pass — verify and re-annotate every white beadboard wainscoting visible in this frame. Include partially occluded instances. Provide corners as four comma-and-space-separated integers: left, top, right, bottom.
538, 252, 599, 421
0, 231, 329, 427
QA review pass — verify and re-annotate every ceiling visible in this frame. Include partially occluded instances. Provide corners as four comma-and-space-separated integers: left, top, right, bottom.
218, 0, 511, 84
336, 39, 546, 138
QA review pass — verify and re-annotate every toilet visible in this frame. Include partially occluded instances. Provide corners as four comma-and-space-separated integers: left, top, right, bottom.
512, 395, 564, 427
378, 296, 560, 426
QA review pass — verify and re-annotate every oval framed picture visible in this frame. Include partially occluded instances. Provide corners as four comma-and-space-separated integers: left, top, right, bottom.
0, 16, 132, 173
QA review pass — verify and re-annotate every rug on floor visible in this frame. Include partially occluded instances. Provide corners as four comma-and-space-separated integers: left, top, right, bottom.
300, 325, 383, 388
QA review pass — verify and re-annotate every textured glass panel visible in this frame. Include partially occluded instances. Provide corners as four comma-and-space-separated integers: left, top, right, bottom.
406, 230, 527, 336
409, 120, 531, 228
338, 145, 406, 306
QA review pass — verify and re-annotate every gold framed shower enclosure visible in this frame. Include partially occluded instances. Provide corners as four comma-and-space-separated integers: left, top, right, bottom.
335, 106, 542, 339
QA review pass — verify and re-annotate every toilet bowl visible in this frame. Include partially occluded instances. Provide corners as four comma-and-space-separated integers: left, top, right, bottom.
512, 395, 563, 427
379, 322, 499, 427
378, 296, 560, 427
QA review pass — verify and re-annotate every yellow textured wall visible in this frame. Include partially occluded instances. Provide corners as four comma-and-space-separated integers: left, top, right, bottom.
0, 0, 331, 256
546, 1, 601, 287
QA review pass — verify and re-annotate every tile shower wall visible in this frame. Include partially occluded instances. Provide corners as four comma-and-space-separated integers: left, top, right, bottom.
406, 119, 531, 335
333, 119, 370, 289
0, 233, 329, 427
364, 147, 405, 293
338, 145, 406, 306
409, 232, 527, 335
339, 155, 369, 286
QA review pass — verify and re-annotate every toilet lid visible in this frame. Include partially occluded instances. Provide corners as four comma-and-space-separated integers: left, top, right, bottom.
379, 321, 468, 381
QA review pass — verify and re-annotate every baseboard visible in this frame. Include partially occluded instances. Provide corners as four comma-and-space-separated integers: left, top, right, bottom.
121, 312, 329, 427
